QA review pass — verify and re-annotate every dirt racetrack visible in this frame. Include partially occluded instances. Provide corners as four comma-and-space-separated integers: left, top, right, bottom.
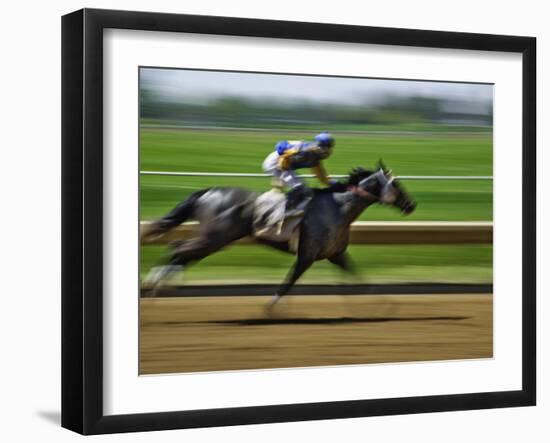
140, 294, 492, 375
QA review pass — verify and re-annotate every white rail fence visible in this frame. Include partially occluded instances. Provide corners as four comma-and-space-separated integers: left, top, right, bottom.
140, 170, 493, 180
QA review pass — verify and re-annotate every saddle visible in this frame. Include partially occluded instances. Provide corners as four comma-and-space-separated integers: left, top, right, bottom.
252, 189, 311, 247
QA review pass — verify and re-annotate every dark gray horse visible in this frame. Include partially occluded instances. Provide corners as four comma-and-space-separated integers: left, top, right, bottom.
141, 163, 416, 305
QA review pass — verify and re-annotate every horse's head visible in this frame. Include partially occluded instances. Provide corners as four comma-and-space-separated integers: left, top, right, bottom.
348, 161, 417, 215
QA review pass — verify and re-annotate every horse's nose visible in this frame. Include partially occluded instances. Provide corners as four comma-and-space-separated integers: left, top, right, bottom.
403, 202, 417, 215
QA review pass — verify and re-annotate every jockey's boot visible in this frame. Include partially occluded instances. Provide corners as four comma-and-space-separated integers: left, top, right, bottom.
284, 186, 313, 217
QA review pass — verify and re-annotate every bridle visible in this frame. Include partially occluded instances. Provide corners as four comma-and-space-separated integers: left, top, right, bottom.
352, 169, 397, 203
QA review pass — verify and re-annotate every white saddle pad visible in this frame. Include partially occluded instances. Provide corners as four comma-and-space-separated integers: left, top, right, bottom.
253, 189, 303, 245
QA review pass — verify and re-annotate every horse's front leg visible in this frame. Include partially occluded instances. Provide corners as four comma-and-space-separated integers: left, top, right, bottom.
268, 254, 315, 308
328, 251, 360, 280
268, 224, 322, 309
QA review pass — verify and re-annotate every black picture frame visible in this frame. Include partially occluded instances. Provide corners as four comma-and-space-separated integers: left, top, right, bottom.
62, 8, 536, 435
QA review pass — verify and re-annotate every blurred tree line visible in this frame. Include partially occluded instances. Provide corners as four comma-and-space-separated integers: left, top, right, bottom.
140, 87, 493, 129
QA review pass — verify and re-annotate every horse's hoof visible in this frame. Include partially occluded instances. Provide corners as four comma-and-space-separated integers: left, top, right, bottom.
265, 294, 281, 315
140, 285, 159, 298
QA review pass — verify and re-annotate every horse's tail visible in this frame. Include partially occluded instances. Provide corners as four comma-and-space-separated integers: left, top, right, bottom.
141, 189, 210, 242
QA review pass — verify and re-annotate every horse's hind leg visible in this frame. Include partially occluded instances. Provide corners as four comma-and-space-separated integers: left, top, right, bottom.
141, 189, 208, 242
143, 204, 252, 294
142, 263, 183, 296
142, 233, 228, 294
170, 209, 252, 267
142, 233, 230, 296
169, 233, 229, 266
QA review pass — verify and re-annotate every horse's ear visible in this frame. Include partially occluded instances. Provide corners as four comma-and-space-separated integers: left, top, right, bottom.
377, 159, 387, 172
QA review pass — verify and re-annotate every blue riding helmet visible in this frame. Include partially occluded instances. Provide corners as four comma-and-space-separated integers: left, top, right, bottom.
314, 132, 335, 148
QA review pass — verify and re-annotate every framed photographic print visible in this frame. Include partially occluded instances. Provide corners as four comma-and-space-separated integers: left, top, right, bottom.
62, 8, 536, 435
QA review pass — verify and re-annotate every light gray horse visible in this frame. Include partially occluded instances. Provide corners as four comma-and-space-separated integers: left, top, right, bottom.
141, 163, 417, 305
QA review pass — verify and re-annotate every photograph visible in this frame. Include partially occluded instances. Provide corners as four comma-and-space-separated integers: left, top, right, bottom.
58, 6, 537, 436
138, 67, 494, 375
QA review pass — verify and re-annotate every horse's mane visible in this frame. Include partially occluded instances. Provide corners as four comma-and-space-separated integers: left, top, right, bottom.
316, 167, 374, 193
345, 167, 374, 185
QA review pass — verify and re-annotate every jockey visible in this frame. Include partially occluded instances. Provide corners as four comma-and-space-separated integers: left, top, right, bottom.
262, 132, 335, 215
